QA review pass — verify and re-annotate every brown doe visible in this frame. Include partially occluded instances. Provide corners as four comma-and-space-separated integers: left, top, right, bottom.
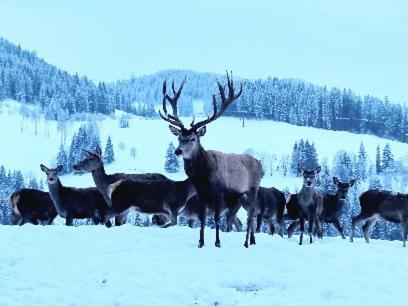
159, 72, 263, 248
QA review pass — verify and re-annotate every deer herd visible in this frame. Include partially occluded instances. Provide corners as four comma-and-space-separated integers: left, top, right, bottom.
9, 72, 408, 248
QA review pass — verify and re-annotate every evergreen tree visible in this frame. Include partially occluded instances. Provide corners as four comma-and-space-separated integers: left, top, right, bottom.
375, 145, 381, 174
290, 141, 300, 175
104, 136, 115, 164
356, 142, 368, 182
56, 144, 68, 174
381, 143, 394, 172
11, 171, 25, 191
164, 142, 180, 173
28, 178, 39, 189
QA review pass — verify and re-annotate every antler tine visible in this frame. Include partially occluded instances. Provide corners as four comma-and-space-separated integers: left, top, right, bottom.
159, 78, 186, 129
190, 71, 241, 131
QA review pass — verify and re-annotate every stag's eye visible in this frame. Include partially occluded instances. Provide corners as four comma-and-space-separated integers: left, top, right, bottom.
190, 138, 196, 142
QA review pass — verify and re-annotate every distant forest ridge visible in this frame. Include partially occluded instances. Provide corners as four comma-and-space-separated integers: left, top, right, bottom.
1, 37, 407, 143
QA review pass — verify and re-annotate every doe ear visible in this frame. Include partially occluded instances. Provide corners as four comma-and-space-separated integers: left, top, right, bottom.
169, 125, 182, 136
349, 179, 355, 187
297, 163, 303, 173
315, 166, 321, 174
333, 177, 339, 186
56, 165, 64, 173
40, 164, 48, 172
197, 126, 206, 137
95, 146, 102, 156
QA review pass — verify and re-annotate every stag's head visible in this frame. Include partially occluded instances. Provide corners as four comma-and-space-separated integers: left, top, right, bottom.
73, 147, 103, 172
333, 177, 355, 200
298, 164, 321, 188
40, 164, 63, 185
160, 71, 242, 160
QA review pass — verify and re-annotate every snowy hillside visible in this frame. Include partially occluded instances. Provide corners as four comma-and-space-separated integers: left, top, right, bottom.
0, 225, 406, 306
1, 99, 408, 193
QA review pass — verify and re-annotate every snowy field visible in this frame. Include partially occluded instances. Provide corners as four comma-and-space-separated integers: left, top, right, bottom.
2, 99, 408, 194
0, 225, 406, 306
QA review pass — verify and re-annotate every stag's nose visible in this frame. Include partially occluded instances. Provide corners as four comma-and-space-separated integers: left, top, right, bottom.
307, 182, 312, 187
175, 148, 183, 156
73, 164, 79, 170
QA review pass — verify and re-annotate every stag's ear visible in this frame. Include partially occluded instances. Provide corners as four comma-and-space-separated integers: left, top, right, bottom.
197, 126, 206, 137
297, 164, 303, 173
333, 177, 339, 186
169, 125, 181, 136
95, 146, 102, 156
40, 164, 48, 172
349, 179, 355, 187
56, 165, 63, 173
315, 166, 321, 174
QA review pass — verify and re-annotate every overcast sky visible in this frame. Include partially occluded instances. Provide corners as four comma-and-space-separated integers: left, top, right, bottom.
0, 0, 407, 103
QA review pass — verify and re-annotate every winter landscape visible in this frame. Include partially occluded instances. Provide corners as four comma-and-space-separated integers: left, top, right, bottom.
1, 1, 408, 306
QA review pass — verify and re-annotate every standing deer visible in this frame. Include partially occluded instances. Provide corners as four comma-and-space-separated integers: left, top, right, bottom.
350, 189, 408, 247
296, 164, 324, 245
287, 177, 355, 239
10, 189, 57, 225
254, 187, 286, 236
152, 195, 243, 231
159, 72, 263, 248
73, 147, 166, 225
40, 164, 112, 226
105, 178, 196, 226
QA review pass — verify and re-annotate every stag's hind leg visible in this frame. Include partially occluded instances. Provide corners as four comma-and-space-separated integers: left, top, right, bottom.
299, 218, 305, 245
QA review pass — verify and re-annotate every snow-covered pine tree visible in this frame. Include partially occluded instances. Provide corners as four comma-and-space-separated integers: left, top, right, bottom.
56, 144, 68, 174
290, 141, 300, 175
381, 143, 394, 172
375, 145, 381, 174
164, 142, 180, 173
104, 136, 115, 164
28, 178, 39, 189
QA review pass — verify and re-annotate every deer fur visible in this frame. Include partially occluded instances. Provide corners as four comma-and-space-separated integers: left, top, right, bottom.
40, 164, 111, 227
105, 178, 196, 226
73, 147, 167, 225
350, 189, 408, 247
10, 189, 57, 225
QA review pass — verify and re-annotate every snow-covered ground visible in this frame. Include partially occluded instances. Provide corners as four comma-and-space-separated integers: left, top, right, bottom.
1, 99, 408, 194
0, 225, 406, 306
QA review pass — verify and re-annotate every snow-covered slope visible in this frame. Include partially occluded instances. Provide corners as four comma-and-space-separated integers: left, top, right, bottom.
0, 225, 406, 306
1, 99, 408, 193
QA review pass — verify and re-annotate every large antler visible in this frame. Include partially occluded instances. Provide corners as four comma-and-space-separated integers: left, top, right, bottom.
191, 71, 242, 131
159, 77, 186, 130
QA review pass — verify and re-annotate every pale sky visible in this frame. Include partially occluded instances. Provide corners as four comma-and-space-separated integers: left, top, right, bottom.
0, 0, 407, 103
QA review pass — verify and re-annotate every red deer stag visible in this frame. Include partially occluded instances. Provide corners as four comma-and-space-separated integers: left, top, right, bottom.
159, 72, 263, 248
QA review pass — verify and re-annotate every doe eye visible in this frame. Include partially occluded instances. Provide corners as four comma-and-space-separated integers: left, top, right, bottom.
190, 138, 195, 142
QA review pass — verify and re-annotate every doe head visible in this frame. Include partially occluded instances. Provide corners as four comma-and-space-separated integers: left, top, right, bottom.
40, 164, 63, 185
298, 164, 321, 188
333, 177, 355, 200
73, 146, 103, 172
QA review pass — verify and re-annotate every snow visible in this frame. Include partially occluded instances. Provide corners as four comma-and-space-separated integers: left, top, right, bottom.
1, 99, 408, 194
0, 225, 406, 306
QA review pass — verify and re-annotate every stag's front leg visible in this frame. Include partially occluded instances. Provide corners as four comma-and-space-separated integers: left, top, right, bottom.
244, 207, 256, 248
287, 220, 300, 238
65, 215, 74, 226
198, 204, 207, 248
214, 201, 222, 247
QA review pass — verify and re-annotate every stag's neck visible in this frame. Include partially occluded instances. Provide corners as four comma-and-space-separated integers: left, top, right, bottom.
336, 191, 346, 204
47, 179, 65, 214
183, 146, 211, 183
300, 185, 315, 198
